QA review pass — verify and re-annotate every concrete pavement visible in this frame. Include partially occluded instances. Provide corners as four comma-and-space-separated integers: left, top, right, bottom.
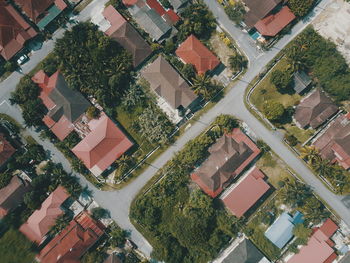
1, 0, 349, 258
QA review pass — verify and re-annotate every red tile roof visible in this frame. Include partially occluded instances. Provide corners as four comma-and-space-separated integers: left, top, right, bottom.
122, 0, 138, 6
222, 167, 270, 218
13, 0, 67, 23
176, 34, 220, 75
0, 133, 16, 166
164, 9, 180, 24
0, 176, 31, 218
313, 114, 350, 170
254, 6, 296, 37
0, 2, 37, 60
191, 128, 261, 198
32, 70, 89, 141
72, 113, 133, 176
20, 186, 69, 244
146, 0, 166, 16
287, 219, 338, 263
37, 212, 104, 263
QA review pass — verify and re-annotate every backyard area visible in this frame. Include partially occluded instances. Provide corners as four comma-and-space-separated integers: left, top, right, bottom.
250, 57, 315, 147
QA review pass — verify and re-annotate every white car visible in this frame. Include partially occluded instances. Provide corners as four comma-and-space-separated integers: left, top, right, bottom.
17, 54, 29, 65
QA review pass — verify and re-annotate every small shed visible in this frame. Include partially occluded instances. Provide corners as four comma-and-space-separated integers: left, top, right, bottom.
293, 71, 312, 94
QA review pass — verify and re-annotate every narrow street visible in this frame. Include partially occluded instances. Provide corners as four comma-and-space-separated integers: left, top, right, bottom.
0, 0, 347, 257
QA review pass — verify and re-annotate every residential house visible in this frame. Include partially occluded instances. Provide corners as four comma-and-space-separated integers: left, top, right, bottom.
214, 237, 270, 263
294, 88, 338, 129
32, 70, 90, 141
265, 211, 304, 249
13, 0, 68, 30
0, 175, 31, 218
254, 6, 296, 37
292, 71, 312, 94
221, 167, 270, 218
37, 211, 105, 263
20, 186, 70, 244
141, 55, 198, 115
0, 133, 16, 167
287, 219, 338, 263
191, 128, 261, 198
313, 114, 350, 170
103, 5, 152, 68
0, 1, 37, 61
176, 34, 220, 75
146, 0, 180, 25
124, 0, 173, 42
72, 113, 133, 176
241, 0, 282, 29
168, 0, 188, 12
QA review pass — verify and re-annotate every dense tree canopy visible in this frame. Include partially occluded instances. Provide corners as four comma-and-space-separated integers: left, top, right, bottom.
263, 101, 285, 121
287, 0, 315, 17
224, 2, 246, 24
286, 27, 350, 101
53, 22, 133, 108
177, 2, 216, 42
270, 70, 292, 92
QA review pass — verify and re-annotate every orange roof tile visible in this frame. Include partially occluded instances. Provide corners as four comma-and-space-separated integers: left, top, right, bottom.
122, 0, 138, 6
254, 6, 296, 37
38, 212, 104, 263
287, 219, 338, 263
20, 186, 69, 244
0, 133, 16, 166
222, 167, 270, 217
72, 113, 133, 176
176, 35, 220, 75
0, 2, 37, 60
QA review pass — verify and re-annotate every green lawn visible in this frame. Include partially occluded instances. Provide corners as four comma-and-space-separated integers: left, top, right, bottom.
0, 229, 36, 263
250, 58, 301, 110
284, 123, 314, 144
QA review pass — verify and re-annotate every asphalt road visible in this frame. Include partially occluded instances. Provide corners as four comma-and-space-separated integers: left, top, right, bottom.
1, 0, 349, 257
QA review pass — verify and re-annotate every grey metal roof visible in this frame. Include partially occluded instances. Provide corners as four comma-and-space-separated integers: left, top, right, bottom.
48, 73, 90, 123
293, 71, 312, 94
168, 0, 188, 11
129, 3, 171, 41
223, 239, 267, 263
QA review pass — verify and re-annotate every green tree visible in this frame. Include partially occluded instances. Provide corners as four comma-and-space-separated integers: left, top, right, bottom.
288, 0, 315, 17
159, 0, 172, 9
164, 38, 175, 54
50, 213, 71, 235
109, 223, 127, 247
270, 70, 291, 91
300, 146, 320, 166
181, 63, 196, 81
224, 2, 246, 24
122, 84, 146, 109
293, 224, 312, 244
86, 106, 100, 119
263, 101, 285, 121
229, 53, 247, 71
0, 173, 13, 189
192, 73, 213, 100
91, 207, 109, 220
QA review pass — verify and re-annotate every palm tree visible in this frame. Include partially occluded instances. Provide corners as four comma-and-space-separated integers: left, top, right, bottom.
300, 146, 321, 166
192, 74, 212, 100
314, 159, 332, 178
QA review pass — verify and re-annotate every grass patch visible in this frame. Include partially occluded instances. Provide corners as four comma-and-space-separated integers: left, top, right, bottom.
0, 228, 36, 263
284, 123, 314, 144
250, 58, 301, 110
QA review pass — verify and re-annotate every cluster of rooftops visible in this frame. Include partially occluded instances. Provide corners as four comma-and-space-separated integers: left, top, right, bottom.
0, 0, 71, 61
1, 183, 105, 263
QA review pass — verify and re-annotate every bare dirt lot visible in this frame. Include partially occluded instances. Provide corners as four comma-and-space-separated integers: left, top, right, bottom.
312, 0, 350, 65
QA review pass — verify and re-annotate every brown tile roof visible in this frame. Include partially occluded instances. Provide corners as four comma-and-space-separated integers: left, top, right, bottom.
104, 253, 123, 263
72, 113, 133, 176
242, 0, 282, 28
294, 89, 338, 129
222, 167, 270, 218
0, 133, 16, 166
191, 128, 261, 198
254, 6, 296, 37
0, 175, 31, 218
176, 34, 220, 75
37, 212, 104, 263
313, 114, 350, 170
142, 55, 197, 109
20, 186, 69, 244
287, 219, 338, 263
103, 5, 152, 67
0, 2, 37, 60
13, 0, 56, 23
